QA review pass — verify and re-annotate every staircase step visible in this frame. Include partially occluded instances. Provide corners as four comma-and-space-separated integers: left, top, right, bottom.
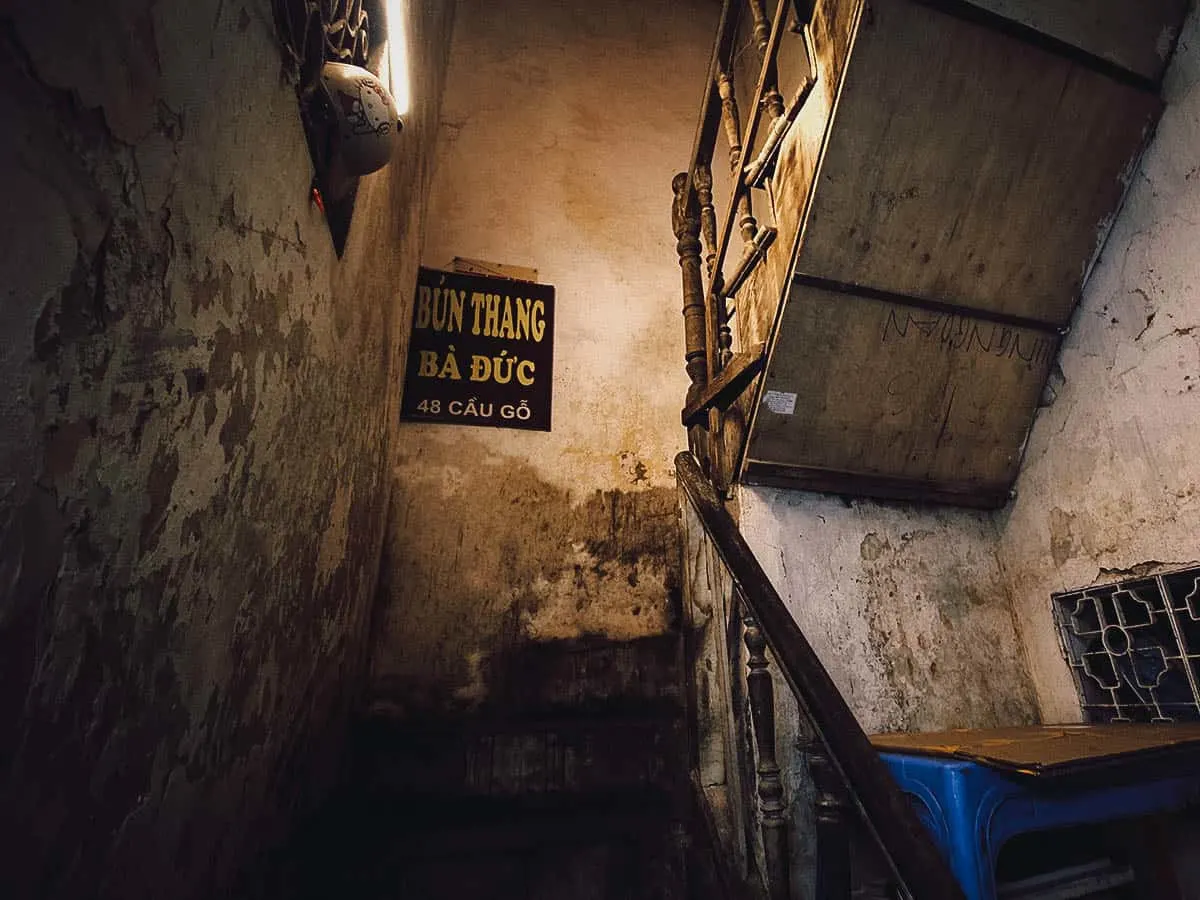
286, 791, 691, 900
369, 632, 685, 720
276, 633, 698, 898
371, 832, 686, 900
356, 710, 685, 797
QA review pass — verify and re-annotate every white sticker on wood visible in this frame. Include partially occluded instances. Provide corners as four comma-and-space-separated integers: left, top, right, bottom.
763, 390, 797, 416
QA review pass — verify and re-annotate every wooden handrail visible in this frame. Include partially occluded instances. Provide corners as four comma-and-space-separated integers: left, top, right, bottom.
681, 348, 766, 428
676, 451, 968, 900
722, 227, 777, 299
683, 0, 744, 213
744, 37, 818, 187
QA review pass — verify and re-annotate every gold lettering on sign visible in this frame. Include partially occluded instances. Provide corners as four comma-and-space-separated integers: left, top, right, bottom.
467, 292, 547, 341
415, 286, 466, 333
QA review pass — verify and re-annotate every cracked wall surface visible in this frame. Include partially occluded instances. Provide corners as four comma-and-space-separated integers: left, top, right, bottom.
0, 0, 453, 895
998, 9, 1200, 723
369, 0, 719, 714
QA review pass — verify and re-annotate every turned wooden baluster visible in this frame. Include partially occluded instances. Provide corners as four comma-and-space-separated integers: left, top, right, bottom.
695, 164, 719, 284
810, 744, 851, 900
717, 69, 743, 173
748, 0, 786, 121
673, 172, 708, 404
717, 297, 733, 370
696, 163, 734, 378
749, 0, 773, 55
744, 611, 790, 900
715, 69, 751, 373
717, 70, 758, 254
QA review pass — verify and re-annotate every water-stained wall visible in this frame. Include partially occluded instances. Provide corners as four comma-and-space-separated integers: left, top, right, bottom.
735, 489, 1039, 735
0, 0, 452, 895
370, 0, 719, 714
998, 9, 1200, 723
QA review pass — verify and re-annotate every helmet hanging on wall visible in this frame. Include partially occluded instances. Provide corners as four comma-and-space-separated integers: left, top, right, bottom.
320, 61, 402, 176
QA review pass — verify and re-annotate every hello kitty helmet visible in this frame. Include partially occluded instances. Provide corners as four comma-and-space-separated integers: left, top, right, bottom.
320, 61, 401, 175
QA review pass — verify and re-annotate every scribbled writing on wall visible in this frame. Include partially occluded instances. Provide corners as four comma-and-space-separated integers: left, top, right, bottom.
883, 309, 1056, 370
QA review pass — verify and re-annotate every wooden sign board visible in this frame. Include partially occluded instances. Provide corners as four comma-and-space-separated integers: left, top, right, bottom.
452, 256, 539, 284
400, 267, 555, 431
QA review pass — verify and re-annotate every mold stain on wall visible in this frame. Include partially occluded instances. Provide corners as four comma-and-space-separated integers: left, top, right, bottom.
371, 435, 680, 715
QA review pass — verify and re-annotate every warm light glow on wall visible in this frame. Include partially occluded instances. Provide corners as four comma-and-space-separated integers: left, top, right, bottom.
386, 0, 411, 117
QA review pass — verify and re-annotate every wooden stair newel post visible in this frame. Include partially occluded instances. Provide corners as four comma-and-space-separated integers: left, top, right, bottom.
694, 162, 732, 486
810, 745, 851, 900
673, 172, 708, 404
744, 610, 790, 900
674, 170, 713, 471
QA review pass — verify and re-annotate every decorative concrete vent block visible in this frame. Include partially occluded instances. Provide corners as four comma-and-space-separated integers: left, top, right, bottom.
1054, 566, 1200, 723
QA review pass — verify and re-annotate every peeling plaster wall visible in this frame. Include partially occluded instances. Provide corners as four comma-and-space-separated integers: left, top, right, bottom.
370, 0, 718, 713
0, 0, 453, 895
736, 489, 1039, 735
998, 10, 1200, 723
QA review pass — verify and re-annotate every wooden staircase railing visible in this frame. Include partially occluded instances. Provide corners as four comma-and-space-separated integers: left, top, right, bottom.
672, 0, 817, 492
677, 450, 966, 900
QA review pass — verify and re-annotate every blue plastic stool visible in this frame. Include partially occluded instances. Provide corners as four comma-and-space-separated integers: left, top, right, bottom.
881, 751, 1200, 900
